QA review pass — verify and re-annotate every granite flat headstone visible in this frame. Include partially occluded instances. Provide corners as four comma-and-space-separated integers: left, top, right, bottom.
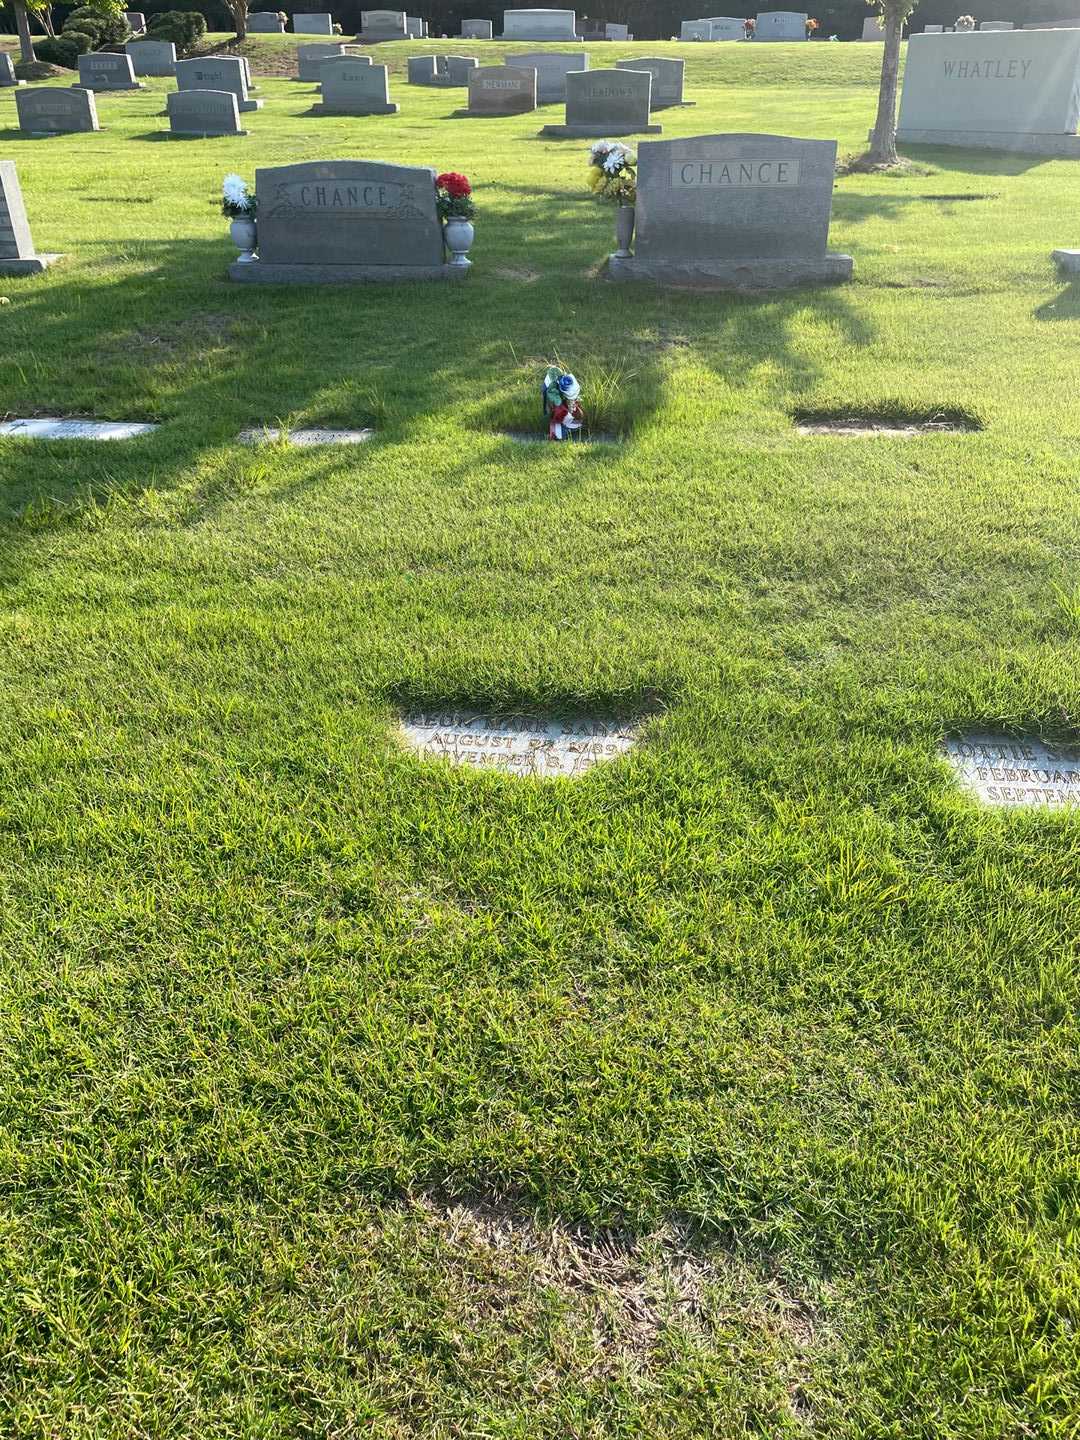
541, 66, 660, 136
399, 710, 643, 778
16, 85, 100, 134
942, 734, 1080, 809
461, 18, 493, 36
0, 52, 25, 86
0, 161, 62, 274
314, 57, 397, 111
466, 63, 537, 113
230, 159, 463, 283
357, 8, 409, 39
76, 51, 144, 90
506, 49, 586, 102
295, 11, 335, 31
126, 38, 177, 75
754, 10, 807, 39
176, 56, 263, 110
897, 30, 1080, 154
501, 8, 578, 40
0, 417, 157, 440
616, 56, 688, 107
248, 11, 286, 30
607, 132, 852, 288
166, 88, 245, 134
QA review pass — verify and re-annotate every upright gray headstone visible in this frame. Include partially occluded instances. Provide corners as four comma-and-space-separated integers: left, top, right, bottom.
314, 57, 398, 111
0, 160, 62, 273
123, 10, 146, 32
924, 23, 943, 32
507, 49, 586, 102
297, 41, 355, 80
445, 54, 479, 84
541, 66, 659, 136
605, 23, 629, 39
680, 19, 712, 40
16, 85, 100, 134
76, 51, 144, 90
0, 52, 25, 86
166, 88, 245, 135
616, 56, 687, 107
705, 16, 745, 38
754, 11, 807, 39
501, 8, 578, 40
176, 55, 263, 110
357, 8, 409, 38
406, 14, 422, 35
461, 18, 493, 36
248, 11, 286, 30
295, 12, 335, 32
607, 133, 852, 289
861, 15, 885, 39
230, 159, 462, 283
408, 54, 439, 82
466, 63, 537, 113
897, 30, 1080, 154
126, 39, 177, 76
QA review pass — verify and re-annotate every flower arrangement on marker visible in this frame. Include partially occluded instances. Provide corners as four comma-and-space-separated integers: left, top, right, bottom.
586, 140, 637, 206
806, 16, 819, 33
435, 172, 475, 221
955, 13, 975, 28
744, 16, 755, 34
221, 173, 256, 218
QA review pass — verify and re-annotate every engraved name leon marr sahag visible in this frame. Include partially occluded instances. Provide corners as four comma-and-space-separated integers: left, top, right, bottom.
671, 159, 802, 187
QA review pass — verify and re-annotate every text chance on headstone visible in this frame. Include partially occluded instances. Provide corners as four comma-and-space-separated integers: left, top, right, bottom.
754, 10, 808, 39
942, 734, 1080, 809
399, 711, 644, 778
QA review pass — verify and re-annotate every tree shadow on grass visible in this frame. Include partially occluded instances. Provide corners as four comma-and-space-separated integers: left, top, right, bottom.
831, 191, 999, 225
896, 143, 1049, 177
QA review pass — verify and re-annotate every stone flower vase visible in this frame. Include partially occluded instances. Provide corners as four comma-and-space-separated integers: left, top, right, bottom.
230, 214, 257, 263
444, 216, 474, 267
614, 203, 635, 258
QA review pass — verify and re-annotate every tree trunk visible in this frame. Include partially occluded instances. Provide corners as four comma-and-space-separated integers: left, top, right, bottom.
868, 7, 902, 165
231, 0, 248, 39
14, 0, 35, 64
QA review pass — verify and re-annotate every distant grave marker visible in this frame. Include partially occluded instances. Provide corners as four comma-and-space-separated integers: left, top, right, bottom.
399, 710, 644, 778
465, 63, 537, 114
248, 10, 286, 30
16, 85, 100, 135
754, 10, 807, 40
176, 56, 263, 111
0, 161, 62, 274
541, 66, 660, 136
295, 12, 335, 32
76, 51, 144, 90
979, 20, 1014, 30
605, 22, 629, 39
0, 52, 25, 86
942, 734, 1080, 808
297, 41, 357, 80
615, 56, 689, 108
680, 19, 712, 39
125, 39, 177, 75
313, 57, 398, 112
707, 16, 746, 39
167, 88, 246, 135
607, 132, 853, 289
861, 15, 885, 39
461, 17, 494, 35
506, 49, 586, 102
357, 8, 409, 39
500, 7, 579, 40
124, 10, 146, 32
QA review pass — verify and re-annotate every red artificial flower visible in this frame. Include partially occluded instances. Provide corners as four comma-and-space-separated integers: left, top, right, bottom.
437, 172, 472, 197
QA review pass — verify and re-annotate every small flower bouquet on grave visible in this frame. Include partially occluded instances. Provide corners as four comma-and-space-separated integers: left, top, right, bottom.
744, 16, 755, 35
221, 173, 256, 218
806, 16, 819, 33
435, 172, 475, 221
586, 140, 637, 206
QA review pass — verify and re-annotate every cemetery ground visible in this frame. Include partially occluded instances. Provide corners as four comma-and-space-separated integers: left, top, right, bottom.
1, 33, 1080, 1440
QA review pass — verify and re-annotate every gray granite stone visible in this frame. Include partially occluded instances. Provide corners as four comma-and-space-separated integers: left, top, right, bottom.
941, 734, 1080, 808
399, 710, 643, 778
506, 49, 586, 102
408, 55, 439, 83
233, 159, 464, 283
461, 17, 493, 36
313, 57, 397, 111
896, 128, 1080, 155
167, 88, 245, 135
1053, 246, 1080, 271
861, 15, 885, 39
295, 11, 334, 31
616, 56, 688, 107
123, 11, 146, 32
467, 63, 537, 113
979, 19, 1014, 29
706, 16, 745, 38
1022, 18, 1080, 26
357, 8, 409, 39
238, 426, 374, 445
0, 52, 25, 85
500, 8, 578, 40
924, 23, 943, 31
248, 11, 286, 30
445, 54, 479, 84
754, 10, 807, 40
680, 19, 712, 40
297, 41, 355, 80
607, 133, 852, 289
897, 31, 1080, 141
176, 56, 262, 111
406, 14, 422, 36
605, 23, 629, 39
125, 39, 177, 76
541, 66, 659, 136
76, 51, 144, 90
0, 161, 62, 274
16, 85, 100, 134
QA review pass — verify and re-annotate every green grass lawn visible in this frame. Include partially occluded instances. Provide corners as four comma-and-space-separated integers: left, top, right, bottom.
1, 34, 1079, 1439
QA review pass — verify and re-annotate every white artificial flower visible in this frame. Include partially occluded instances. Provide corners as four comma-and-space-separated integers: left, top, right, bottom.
223, 173, 248, 205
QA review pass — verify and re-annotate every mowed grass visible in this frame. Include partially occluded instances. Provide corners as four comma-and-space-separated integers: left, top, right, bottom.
1, 34, 1079, 1439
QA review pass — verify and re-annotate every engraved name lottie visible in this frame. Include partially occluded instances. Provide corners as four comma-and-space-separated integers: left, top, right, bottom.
671, 159, 802, 187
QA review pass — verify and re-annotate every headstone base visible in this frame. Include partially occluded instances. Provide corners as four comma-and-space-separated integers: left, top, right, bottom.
238, 98, 263, 111
651, 100, 695, 110
310, 101, 398, 112
229, 260, 468, 284
0, 253, 63, 275
73, 81, 144, 91
605, 252, 853, 290
540, 122, 662, 137
170, 127, 249, 137
1052, 248, 1080, 272
896, 128, 1080, 156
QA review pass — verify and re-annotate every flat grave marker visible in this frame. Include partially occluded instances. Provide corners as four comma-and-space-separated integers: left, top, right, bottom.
541, 66, 660, 136
16, 85, 100, 135
238, 426, 374, 445
313, 58, 398, 112
979, 20, 1014, 30
248, 11, 286, 30
0, 418, 157, 440
942, 734, 1080, 809
399, 710, 644, 779
607, 131, 852, 289
167, 88, 246, 135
